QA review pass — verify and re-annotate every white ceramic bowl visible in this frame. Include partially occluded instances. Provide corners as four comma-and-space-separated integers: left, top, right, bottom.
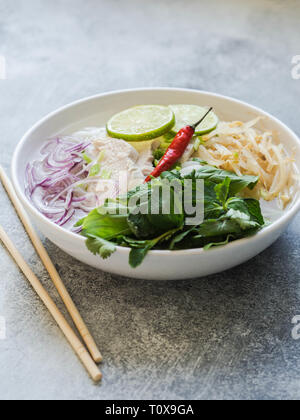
12, 88, 300, 280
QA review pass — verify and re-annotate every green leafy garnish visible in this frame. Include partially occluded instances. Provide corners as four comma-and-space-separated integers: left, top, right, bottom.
81, 208, 131, 239
98, 150, 105, 163
128, 229, 180, 268
214, 177, 231, 210
186, 160, 259, 194
204, 235, 234, 250
89, 164, 101, 177
82, 152, 92, 164
153, 148, 166, 162
101, 169, 111, 179
77, 163, 265, 268
86, 236, 116, 259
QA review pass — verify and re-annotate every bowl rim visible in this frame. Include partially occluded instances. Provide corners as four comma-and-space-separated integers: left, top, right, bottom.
11, 87, 300, 257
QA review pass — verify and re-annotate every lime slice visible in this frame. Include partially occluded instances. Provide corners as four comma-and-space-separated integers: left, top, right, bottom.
107, 105, 175, 141
169, 105, 218, 135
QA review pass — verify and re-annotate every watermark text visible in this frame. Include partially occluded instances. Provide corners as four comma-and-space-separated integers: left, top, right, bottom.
291, 56, 300, 80
96, 174, 205, 225
292, 315, 300, 340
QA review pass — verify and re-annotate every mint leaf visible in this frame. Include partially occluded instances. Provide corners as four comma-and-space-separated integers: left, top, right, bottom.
127, 180, 184, 239
129, 246, 152, 268
81, 208, 131, 239
227, 198, 265, 226
128, 228, 180, 267
183, 164, 259, 194
243, 198, 265, 225
225, 208, 258, 230
196, 218, 242, 237
215, 177, 231, 208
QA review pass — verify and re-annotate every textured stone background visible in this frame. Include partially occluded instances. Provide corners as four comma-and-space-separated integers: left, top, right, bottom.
0, 0, 300, 400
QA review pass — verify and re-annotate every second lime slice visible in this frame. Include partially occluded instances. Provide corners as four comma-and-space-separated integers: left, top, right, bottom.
169, 105, 219, 135
107, 105, 175, 141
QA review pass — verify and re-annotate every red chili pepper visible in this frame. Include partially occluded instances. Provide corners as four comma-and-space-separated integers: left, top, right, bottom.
145, 107, 213, 183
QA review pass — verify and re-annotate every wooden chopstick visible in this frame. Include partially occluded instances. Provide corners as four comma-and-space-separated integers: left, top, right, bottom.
0, 226, 102, 382
0, 166, 102, 363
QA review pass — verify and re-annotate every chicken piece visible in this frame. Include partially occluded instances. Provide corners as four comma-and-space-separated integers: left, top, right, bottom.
73, 128, 160, 205
85, 132, 146, 204
136, 140, 161, 176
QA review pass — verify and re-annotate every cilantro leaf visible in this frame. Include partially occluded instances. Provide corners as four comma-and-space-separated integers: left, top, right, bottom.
86, 236, 116, 259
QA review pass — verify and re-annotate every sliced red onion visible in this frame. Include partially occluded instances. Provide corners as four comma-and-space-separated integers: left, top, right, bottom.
25, 134, 98, 230
72, 226, 83, 234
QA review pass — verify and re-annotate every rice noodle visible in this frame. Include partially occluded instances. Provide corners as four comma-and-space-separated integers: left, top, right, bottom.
195, 119, 298, 207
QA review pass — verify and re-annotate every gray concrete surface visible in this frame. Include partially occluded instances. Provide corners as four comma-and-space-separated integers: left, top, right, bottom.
0, 0, 300, 400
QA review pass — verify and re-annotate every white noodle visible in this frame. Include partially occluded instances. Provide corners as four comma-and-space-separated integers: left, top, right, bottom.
193, 118, 298, 207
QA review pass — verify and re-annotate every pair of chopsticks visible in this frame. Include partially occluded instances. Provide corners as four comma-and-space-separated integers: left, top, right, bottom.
0, 166, 102, 383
